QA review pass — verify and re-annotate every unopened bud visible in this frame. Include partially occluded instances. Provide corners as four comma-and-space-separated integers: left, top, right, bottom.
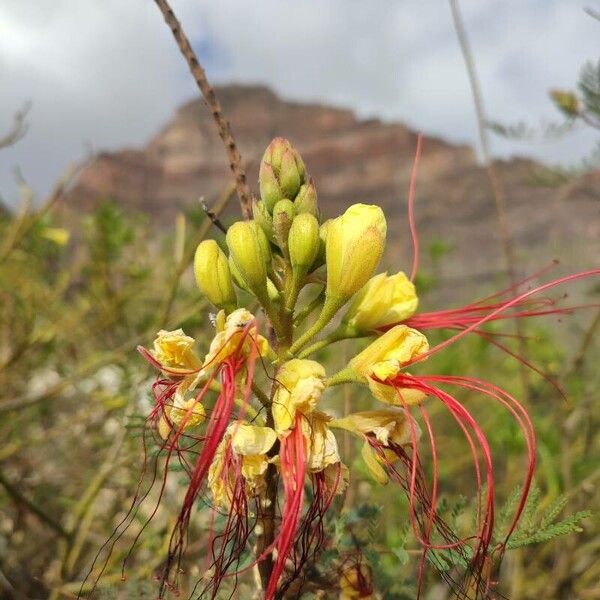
226, 221, 268, 297
253, 199, 274, 241
272, 199, 295, 254
294, 179, 318, 216
326, 204, 386, 302
289, 213, 320, 272
550, 89, 580, 117
194, 240, 237, 311
259, 138, 306, 210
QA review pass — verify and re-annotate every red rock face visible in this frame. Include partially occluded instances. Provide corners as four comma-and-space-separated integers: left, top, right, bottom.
69, 84, 599, 301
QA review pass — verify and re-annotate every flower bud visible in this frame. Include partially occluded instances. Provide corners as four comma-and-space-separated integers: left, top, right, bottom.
294, 179, 318, 216
252, 199, 274, 241
193, 240, 237, 311
229, 255, 280, 302
550, 89, 580, 117
313, 218, 331, 268
342, 271, 418, 333
272, 199, 295, 254
288, 213, 320, 272
226, 221, 268, 297
326, 203, 386, 302
259, 138, 306, 210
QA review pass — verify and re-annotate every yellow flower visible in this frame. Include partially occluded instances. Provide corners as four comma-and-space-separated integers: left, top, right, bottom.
332, 409, 418, 485
342, 271, 418, 333
339, 562, 374, 599
158, 375, 206, 439
326, 204, 386, 302
272, 359, 326, 434
208, 422, 277, 508
202, 309, 269, 372
347, 325, 428, 406
152, 329, 201, 373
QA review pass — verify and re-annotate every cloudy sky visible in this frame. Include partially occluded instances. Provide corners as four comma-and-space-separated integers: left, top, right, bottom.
1, 0, 598, 203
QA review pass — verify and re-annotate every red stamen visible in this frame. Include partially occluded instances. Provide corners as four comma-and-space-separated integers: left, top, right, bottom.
266, 415, 306, 599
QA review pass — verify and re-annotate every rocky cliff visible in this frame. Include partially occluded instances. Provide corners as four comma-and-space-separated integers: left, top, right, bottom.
70, 84, 599, 302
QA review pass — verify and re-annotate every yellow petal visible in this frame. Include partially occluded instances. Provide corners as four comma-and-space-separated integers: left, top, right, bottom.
361, 442, 389, 485
157, 415, 171, 440
367, 379, 427, 406
231, 424, 277, 456
152, 328, 200, 371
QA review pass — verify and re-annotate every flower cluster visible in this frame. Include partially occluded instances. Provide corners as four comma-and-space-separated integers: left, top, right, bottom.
134, 137, 597, 599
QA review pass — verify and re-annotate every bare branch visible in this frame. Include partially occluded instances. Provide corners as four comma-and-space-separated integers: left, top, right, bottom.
0, 102, 31, 150
449, 0, 530, 396
153, 0, 253, 219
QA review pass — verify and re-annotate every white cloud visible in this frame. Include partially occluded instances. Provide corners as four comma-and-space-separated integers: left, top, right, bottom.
0, 0, 598, 203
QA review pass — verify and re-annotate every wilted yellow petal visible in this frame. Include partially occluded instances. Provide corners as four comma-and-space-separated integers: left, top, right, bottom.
157, 415, 171, 440
152, 329, 200, 371
361, 442, 389, 485
231, 423, 277, 456
367, 379, 427, 406
273, 360, 326, 434
303, 411, 341, 472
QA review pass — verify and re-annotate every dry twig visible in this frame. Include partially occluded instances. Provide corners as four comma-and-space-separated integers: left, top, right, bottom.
153, 0, 253, 218
0, 103, 30, 149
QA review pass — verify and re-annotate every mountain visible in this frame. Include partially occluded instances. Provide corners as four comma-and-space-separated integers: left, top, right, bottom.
70, 84, 599, 303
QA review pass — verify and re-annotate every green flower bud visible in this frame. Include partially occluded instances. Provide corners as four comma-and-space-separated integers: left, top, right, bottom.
312, 218, 331, 268
279, 148, 303, 198
549, 89, 580, 117
253, 199, 275, 241
226, 221, 268, 298
285, 213, 320, 311
259, 138, 306, 210
272, 199, 295, 255
289, 213, 320, 272
194, 240, 237, 311
258, 162, 282, 212
253, 220, 273, 270
229, 255, 249, 292
294, 179, 318, 216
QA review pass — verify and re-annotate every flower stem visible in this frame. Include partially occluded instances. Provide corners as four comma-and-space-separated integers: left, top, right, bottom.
325, 367, 361, 387
289, 294, 346, 355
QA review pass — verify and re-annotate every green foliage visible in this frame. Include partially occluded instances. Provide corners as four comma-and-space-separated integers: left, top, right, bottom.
496, 484, 592, 550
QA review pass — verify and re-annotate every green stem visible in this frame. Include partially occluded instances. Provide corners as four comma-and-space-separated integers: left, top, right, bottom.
298, 325, 368, 359
285, 268, 305, 312
325, 367, 361, 388
294, 286, 325, 326
289, 294, 346, 355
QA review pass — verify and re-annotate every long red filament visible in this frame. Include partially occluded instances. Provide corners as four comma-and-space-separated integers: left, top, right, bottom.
266, 415, 306, 599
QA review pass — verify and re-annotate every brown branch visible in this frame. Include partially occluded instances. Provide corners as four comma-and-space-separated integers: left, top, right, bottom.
0, 102, 30, 149
449, 0, 530, 397
153, 0, 253, 219
0, 470, 69, 539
